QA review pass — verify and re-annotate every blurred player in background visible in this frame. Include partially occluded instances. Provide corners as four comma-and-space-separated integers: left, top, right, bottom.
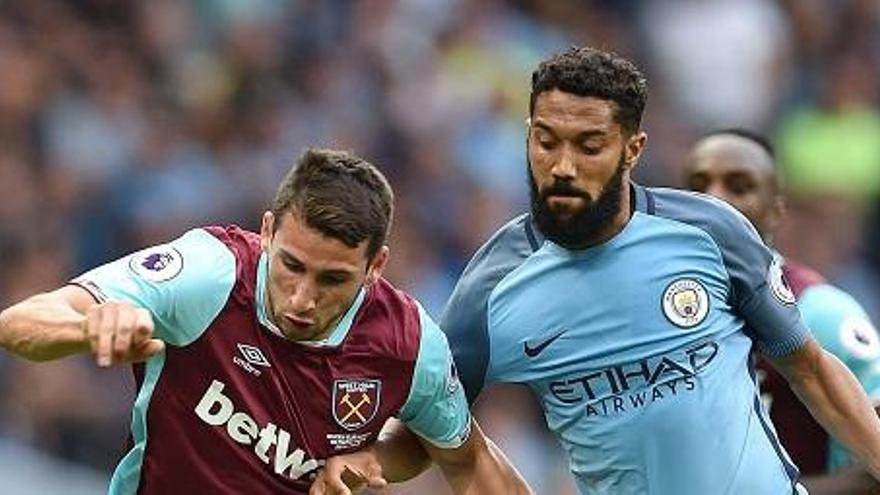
0, 149, 530, 495
685, 129, 880, 494
318, 46, 880, 495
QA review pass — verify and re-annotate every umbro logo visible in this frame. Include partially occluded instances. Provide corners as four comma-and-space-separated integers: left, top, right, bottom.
233, 343, 271, 376
523, 329, 566, 357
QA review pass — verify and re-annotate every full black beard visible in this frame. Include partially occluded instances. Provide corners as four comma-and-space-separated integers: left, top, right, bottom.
529, 156, 626, 248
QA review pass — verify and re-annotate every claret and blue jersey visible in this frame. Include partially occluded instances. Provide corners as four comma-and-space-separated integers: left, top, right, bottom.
72, 225, 471, 494
442, 184, 811, 495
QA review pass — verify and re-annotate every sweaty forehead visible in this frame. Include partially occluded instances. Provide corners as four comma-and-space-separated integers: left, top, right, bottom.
532, 89, 620, 136
688, 135, 775, 179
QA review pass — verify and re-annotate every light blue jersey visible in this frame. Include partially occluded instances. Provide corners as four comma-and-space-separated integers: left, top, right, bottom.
442, 185, 811, 494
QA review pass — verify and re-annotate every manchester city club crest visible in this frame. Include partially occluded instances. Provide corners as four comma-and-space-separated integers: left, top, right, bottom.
662, 278, 709, 328
332, 379, 381, 431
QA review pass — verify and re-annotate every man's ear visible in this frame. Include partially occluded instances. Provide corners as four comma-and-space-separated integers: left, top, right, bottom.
260, 211, 274, 252
624, 131, 648, 170
365, 246, 390, 286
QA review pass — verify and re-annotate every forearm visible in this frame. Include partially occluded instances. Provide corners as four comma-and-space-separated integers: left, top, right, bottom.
802, 464, 879, 495
0, 292, 89, 361
373, 418, 432, 482
432, 421, 532, 495
784, 347, 880, 479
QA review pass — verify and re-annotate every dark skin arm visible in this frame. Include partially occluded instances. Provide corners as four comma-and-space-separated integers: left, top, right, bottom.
769, 339, 880, 483
310, 418, 532, 495
799, 405, 880, 495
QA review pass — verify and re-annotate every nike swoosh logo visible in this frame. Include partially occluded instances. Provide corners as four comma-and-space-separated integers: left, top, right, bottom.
523, 330, 566, 358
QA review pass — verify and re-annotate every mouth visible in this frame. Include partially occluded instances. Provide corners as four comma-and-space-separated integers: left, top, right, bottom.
546, 194, 585, 210
283, 314, 315, 329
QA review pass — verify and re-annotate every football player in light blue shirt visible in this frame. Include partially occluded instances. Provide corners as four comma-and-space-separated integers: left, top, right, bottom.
316, 46, 880, 495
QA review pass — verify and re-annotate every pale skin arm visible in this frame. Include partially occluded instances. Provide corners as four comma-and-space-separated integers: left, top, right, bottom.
769, 338, 880, 482
0, 285, 164, 365
310, 418, 532, 495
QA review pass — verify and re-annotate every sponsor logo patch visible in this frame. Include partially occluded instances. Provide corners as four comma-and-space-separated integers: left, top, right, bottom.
332, 379, 381, 431
194, 379, 323, 480
446, 356, 461, 394
662, 278, 709, 328
128, 246, 183, 282
768, 255, 796, 305
233, 343, 271, 377
840, 317, 880, 361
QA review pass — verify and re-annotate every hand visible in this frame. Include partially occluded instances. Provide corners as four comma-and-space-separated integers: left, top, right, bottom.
83, 301, 164, 367
309, 449, 388, 495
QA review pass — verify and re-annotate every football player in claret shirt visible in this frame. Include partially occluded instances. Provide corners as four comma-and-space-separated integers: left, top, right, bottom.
685, 129, 880, 494
0, 148, 531, 495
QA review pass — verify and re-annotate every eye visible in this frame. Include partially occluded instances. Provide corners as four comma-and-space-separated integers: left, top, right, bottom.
580, 142, 602, 155
533, 130, 556, 150
318, 274, 349, 286
282, 258, 305, 273
724, 174, 756, 195
687, 174, 709, 193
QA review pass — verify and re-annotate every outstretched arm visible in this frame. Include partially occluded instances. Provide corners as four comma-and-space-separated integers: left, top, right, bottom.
424, 419, 531, 494
311, 418, 531, 495
0, 285, 163, 365
770, 339, 880, 480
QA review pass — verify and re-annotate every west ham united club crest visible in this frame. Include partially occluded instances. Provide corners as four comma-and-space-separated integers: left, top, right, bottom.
332, 379, 381, 431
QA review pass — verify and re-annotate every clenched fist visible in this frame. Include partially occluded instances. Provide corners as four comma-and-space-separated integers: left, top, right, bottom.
83, 301, 165, 367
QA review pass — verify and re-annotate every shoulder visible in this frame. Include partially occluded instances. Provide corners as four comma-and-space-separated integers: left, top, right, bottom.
363, 278, 421, 322
202, 225, 261, 266
799, 282, 880, 371
355, 278, 423, 357
646, 186, 761, 246
452, 214, 537, 304
201, 224, 261, 302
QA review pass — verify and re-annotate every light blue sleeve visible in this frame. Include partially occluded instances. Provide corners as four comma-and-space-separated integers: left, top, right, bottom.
652, 188, 811, 356
71, 228, 236, 347
799, 284, 880, 398
440, 214, 535, 405
398, 304, 472, 449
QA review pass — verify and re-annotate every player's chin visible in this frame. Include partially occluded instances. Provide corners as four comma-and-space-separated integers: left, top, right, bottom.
280, 321, 319, 341
546, 206, 581, 225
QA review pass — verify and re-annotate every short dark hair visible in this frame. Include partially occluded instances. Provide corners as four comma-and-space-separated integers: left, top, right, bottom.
271, 148, 393, 260
530, 46, 648, 135
703, 128, 776, 161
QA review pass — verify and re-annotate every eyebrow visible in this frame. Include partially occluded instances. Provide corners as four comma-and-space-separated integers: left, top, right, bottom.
278, 249, 356, 276
531, 121, 608, 139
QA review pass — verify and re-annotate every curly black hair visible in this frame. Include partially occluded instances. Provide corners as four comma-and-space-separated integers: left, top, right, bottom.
530, 46, 648, 135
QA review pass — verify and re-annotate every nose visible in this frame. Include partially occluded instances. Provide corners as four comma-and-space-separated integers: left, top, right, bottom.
551, 146, 577, 181
288, 281, 317, 314
705, 182, 733, 203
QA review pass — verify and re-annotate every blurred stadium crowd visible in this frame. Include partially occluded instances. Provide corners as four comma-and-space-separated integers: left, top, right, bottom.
0, 0, 878, 493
